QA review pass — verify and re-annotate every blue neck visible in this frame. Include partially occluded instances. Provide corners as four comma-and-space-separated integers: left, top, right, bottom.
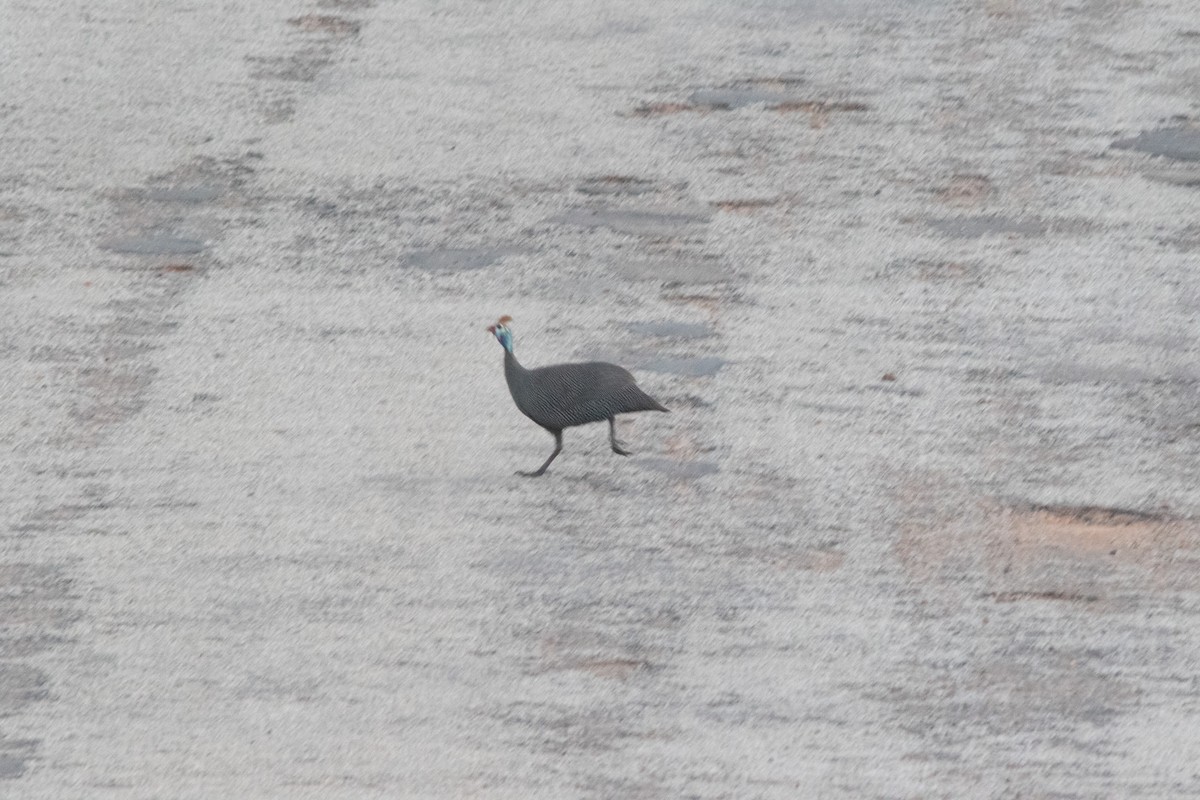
497, 329, 513, 353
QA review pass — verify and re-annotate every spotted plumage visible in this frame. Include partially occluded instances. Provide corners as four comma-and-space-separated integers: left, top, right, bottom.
487, 316, 668, 477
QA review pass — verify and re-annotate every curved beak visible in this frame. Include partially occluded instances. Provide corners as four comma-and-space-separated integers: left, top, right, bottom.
486, 324, 496, 334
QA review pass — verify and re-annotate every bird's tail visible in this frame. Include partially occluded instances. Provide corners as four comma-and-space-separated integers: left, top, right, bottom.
643, 395, 669, 413
624, 386, 669, 414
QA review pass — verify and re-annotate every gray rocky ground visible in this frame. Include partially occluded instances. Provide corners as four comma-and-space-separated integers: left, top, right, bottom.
2, 0, 1200, 797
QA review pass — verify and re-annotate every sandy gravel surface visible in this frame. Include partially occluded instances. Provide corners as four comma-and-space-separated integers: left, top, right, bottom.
3, 0, 1200, 797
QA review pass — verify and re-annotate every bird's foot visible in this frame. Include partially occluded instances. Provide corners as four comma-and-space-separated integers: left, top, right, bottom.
516, 468, 547, 478
611, 442, 632, 456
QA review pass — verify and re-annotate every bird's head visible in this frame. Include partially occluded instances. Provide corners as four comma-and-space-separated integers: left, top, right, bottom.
487, 315, 514, 352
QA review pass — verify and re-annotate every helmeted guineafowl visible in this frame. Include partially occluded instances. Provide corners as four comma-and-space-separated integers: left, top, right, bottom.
487, 315, 669, 477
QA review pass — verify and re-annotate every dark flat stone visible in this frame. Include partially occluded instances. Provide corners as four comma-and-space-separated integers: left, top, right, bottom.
0, 663, 49, 712
99, 235, 207, 255
1111, 127, 1200, 162
549, 207, 710, 236
0, 750, 33, 780
689, 88, 794, 109
637, 458, 720, 479
577, 176, 658, 196
615, 257, 728, 283
635, 356, 726, 376
144, 186, 222, 203
626, 321, 715, 339
402, 247, 522, 272
927, 216, 1044, 238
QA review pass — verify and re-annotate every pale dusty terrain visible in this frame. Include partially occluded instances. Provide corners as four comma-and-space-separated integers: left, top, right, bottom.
2, 1, 1200, 797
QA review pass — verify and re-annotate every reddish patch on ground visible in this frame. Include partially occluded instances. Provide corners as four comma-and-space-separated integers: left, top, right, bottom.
629, 99, 866, 126
893, 483, 1200, 604
536, 635, 653, 680
772, 100, 868, 128
287, 14, 360, 36
743, 547, 846, 573
160, 264, 194, 273
987, 590, 1101, 603
711, 199, 780, 212
997, 504, 1190, 573
985, 0, 1027, 18
627, 102, 696, 117
936, 174, 993, 207
774, 100, 868, 112
664, 293, 721, 316
664, 433, 700, 459
559, 658, 650, 680
917, 260, 971, 280
590, 175, 640, 185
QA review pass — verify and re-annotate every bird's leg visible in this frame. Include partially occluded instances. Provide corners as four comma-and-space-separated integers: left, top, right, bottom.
518, 430, 563, 477
609, 417, 631, 456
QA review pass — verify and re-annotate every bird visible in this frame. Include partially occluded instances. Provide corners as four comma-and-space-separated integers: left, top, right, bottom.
486, 315, 668, 477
